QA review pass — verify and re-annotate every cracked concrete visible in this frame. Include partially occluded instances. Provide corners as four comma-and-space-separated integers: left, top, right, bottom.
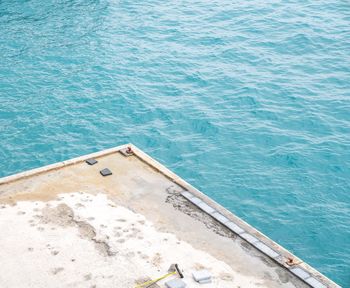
41, 203, 115, 257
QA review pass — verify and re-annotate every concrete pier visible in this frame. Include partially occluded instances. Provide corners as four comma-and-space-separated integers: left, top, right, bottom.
0, 144, 339, 288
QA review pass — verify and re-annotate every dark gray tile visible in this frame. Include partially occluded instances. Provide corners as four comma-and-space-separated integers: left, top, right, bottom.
86, 158, 97, 165
100, 168, 112, 176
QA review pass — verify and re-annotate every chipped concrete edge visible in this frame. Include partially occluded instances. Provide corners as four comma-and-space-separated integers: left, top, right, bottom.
0, 144, 341, 288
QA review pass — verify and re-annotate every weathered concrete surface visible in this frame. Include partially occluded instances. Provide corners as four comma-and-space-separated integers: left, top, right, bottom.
0, 145, 337, 288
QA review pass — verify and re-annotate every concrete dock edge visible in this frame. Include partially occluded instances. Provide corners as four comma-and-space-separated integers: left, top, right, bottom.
0, 144, 341, 288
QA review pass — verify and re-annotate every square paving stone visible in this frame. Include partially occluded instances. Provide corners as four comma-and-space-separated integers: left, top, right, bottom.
86, 158, 97, 165
100, 168, 112, 176
165, 278, 186, 288
199, 279, 212, 284
192, 270, 211, 282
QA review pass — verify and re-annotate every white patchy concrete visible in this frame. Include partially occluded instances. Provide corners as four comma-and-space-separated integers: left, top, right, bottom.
0, 192, 264, 288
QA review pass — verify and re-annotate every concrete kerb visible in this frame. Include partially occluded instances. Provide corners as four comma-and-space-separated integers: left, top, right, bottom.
0, 144, 340, 288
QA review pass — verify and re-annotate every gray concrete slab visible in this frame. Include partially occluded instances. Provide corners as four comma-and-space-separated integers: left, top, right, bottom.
290, 267, 311, 280
196, 201, 216, 214
254, 242, 279, 259
306, 277, 327, 288
240, 233, 259, 244
210, 212, 230, 224
188, 196, 202, 205
224, 221, 245, 234
181, 191, 194, 200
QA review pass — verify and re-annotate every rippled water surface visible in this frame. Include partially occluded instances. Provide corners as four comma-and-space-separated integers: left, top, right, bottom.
1, 0, 349, 285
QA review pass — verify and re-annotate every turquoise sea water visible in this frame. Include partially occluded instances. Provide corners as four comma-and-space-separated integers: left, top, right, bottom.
1, 0, 349, 285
